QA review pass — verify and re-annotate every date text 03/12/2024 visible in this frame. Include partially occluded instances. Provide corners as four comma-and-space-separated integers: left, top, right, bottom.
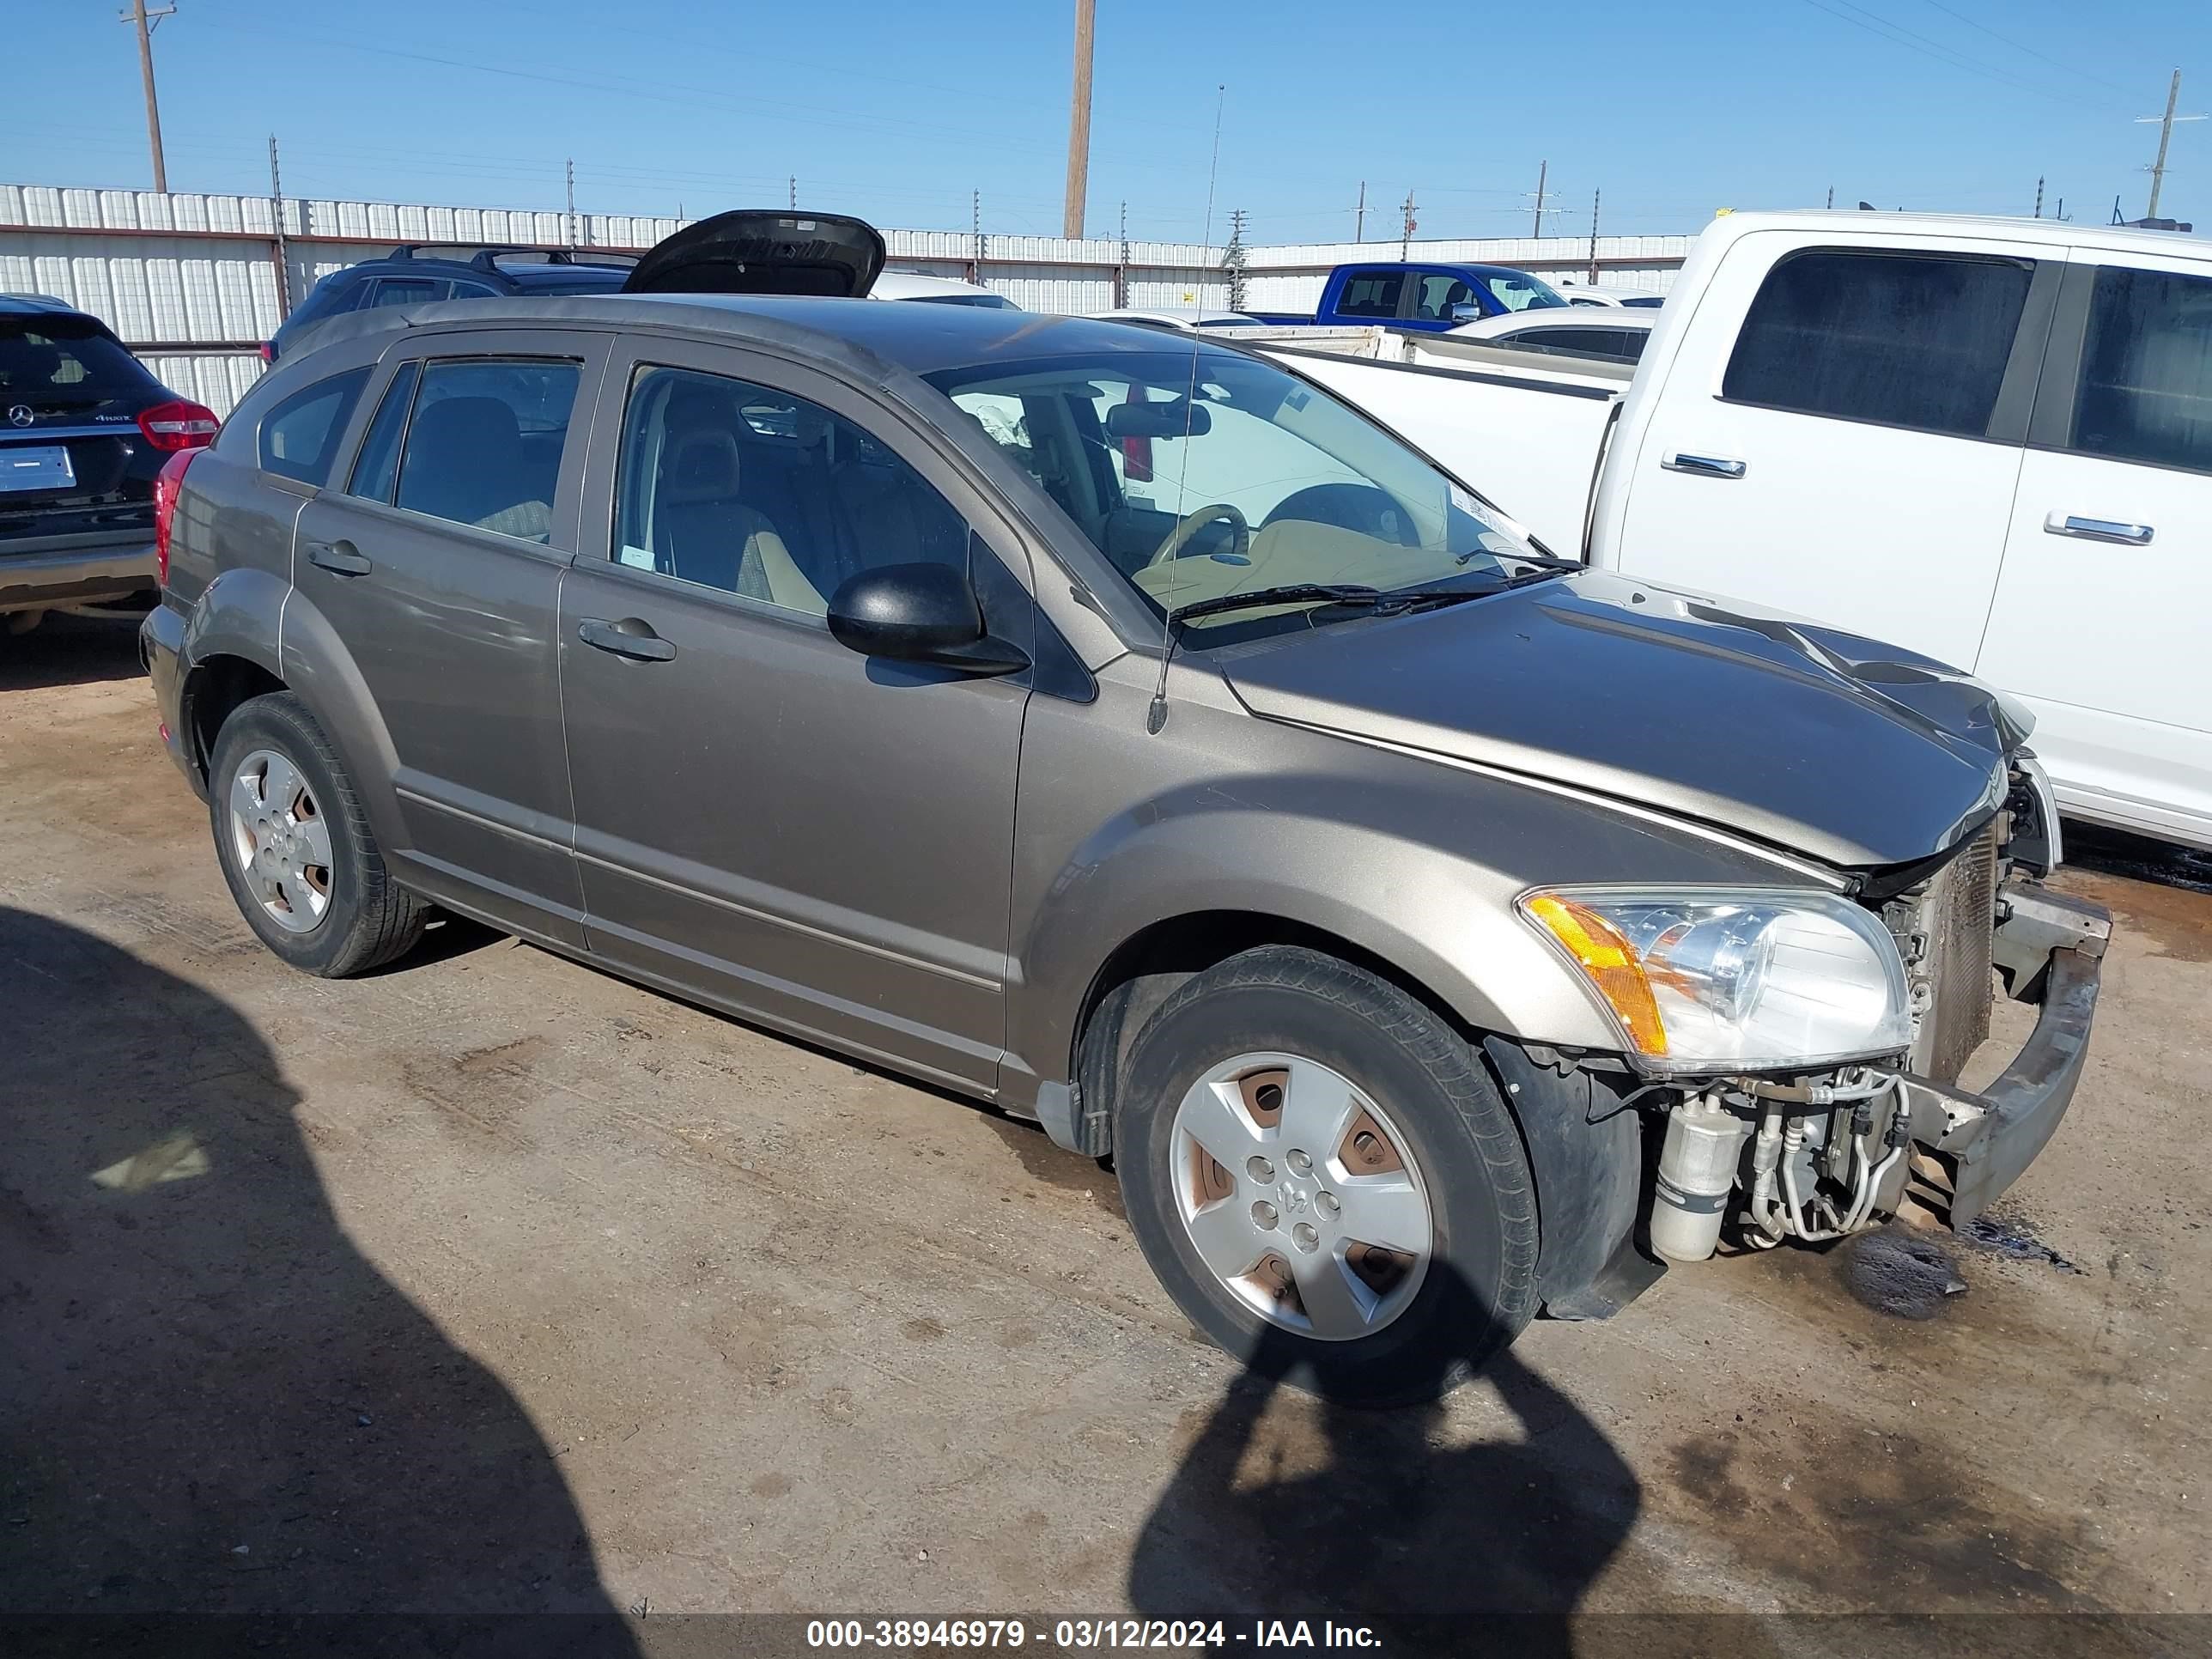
804, 1619, 1382, 1649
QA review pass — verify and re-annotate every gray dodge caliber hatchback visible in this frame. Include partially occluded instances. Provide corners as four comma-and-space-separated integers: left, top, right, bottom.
143, 213, 2109, 1402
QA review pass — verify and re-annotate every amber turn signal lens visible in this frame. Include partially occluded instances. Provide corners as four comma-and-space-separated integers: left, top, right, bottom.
1522, 892, 1669, 1057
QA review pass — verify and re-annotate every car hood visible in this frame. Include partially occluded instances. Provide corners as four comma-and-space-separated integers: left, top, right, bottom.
623, 210, 886, 298
1218, 568, 2023, 870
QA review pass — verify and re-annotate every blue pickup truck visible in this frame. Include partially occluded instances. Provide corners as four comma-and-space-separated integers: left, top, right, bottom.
1248, 259, 1569, 332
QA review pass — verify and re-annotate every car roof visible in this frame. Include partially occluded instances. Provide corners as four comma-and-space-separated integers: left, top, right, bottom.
296, 290, 1238, 380
1700, 208, 2209, 261
0, 293, 89, 319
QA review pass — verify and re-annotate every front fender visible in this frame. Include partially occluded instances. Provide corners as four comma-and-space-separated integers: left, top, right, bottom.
1010, 772, 1635, 1095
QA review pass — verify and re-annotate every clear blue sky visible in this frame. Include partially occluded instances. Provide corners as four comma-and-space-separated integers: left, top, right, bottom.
3, 0, 2207, 243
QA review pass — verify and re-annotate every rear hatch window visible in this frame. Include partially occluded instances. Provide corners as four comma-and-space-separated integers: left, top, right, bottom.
2, 315, 160, 421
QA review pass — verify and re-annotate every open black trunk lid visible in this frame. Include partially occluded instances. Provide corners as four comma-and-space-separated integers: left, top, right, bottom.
621, 210, 886, 298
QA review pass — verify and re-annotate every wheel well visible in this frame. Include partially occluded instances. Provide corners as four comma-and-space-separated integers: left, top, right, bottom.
182, 654, 286, 782
1069, 910, 1466, 1157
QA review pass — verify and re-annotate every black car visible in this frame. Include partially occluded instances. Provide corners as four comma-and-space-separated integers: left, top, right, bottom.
2, 295, 217, 627
266, 246, 638, 362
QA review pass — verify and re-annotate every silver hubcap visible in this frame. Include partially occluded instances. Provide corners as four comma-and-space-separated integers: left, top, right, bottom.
227, 748, 333, 934
1170, 1052, 1433, 1341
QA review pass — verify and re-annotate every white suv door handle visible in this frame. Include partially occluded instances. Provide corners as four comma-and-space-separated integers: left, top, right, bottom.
2045, 512, 2153, 546
1662, 452, 1747, 479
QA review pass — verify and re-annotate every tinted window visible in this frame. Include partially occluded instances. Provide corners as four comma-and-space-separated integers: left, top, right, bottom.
1498, 326, 1643, 362
2070, 264, 2212, 475
1471, 270, 1566, 313
0, 315, 157, 410
1723, 249, 2032, 437
367, 279, 442, 308
1334, 271, 1404, 319
258, 367, 371, 487
393, 359, 578, 542
346, 362, 419, 501
1414, 274, 1476, 322
447, 280, 498, 300
615, 365, 969, 618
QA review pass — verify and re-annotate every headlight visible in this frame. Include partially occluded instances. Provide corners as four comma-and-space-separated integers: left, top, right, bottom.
1518, 887, 1910, 1073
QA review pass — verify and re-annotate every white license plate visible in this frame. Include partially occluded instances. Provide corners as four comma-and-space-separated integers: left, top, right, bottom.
0, 445, 76, 493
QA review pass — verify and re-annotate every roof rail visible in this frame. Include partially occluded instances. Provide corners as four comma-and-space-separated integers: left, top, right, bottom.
385, 244, 641, 270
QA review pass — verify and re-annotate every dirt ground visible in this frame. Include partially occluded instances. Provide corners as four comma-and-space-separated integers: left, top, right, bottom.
3, 614, 2208, 1656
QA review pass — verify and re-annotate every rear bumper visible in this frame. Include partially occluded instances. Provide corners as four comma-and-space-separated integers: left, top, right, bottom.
1, 538, 158, 614
137, 600, 202, 797
1900, 884, 2110, 1227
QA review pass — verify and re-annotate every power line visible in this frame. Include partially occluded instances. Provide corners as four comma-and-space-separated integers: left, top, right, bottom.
1913, 0, 2136, 97
1794, 0, 2112, 107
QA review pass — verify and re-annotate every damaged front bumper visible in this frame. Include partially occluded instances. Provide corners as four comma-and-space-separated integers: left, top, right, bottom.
1898, 884, 2110, 1227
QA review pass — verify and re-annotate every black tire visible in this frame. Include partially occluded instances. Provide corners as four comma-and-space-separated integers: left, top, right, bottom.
208, 691, 428, 977
1115, 945, 1538, 1406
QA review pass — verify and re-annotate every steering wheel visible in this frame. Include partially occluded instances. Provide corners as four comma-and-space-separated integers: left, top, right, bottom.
1146, 502, 1251, 567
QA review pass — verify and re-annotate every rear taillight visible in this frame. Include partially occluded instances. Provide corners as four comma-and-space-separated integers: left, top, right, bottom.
154, 448, 200, 586
137, 399, 220, 453
258, 342, 275, 363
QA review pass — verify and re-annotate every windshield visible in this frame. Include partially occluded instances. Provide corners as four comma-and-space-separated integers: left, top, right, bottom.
925, 346, 1539, 633
1474, 269, 1568, 313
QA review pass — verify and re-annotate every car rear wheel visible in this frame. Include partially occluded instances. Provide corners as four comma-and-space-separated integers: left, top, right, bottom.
209, 691, 428, 976
1115, 945, 1538, 1406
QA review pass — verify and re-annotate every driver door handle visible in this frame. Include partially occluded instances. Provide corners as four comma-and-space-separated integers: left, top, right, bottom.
1662, 453, 1747, 479
576, 617, 677, 662
306, 540, 372, 576
2044, 512, 2153, 546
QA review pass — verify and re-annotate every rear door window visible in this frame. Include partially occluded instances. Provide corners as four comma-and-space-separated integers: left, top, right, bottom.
1334, 270, 1406, 319
2068, 264, 2212, 474
258, 367, 373, 487
392, 358, 580, 542
1723, 248, 2033, 437
346, 362, 420, 502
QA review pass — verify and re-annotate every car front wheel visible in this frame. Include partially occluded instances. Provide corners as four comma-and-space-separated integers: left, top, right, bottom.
209, 691, 428, 977
1115, 945, 1539, 1405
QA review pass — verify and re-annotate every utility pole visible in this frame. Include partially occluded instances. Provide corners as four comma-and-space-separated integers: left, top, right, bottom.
2034, 176, 2045, 218
268, 135, 291, 317
1588, 188, 1601, 283
565, 158, 576, 248
969, 188, 984, 284
2138, 68, 2206, 220
1354, 180, 1366, 243
1826, 185, 1834, 210
1062, 0, 1095, 238
1399, 190, 1417, 260
788, 175, 797, 210
121, 0, 175, 193
1531, 159, 1548, 237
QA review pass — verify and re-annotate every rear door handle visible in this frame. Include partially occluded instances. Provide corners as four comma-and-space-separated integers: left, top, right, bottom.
2044, 512, 2153, 546
306, 540, 372, 576
576, 617, 677, 662
1662, 453, 1747, 479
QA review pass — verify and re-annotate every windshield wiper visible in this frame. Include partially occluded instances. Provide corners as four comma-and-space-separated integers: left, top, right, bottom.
1164, 583, 1386, 626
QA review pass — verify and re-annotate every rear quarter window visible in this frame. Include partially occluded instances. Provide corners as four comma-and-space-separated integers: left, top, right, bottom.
257, 368, 374, 488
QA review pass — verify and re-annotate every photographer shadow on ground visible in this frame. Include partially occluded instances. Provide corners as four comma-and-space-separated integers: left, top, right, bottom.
1126, 1273, 1644, 1659
0, 907, 636, 1658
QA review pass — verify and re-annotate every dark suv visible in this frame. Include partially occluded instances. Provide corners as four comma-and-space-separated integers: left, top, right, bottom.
266, 246, 636, 362
3, 295, 217, 627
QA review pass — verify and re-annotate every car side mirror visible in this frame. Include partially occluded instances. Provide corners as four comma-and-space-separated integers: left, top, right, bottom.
827, 562, 1030, 676
1447, 302, 1486, 326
